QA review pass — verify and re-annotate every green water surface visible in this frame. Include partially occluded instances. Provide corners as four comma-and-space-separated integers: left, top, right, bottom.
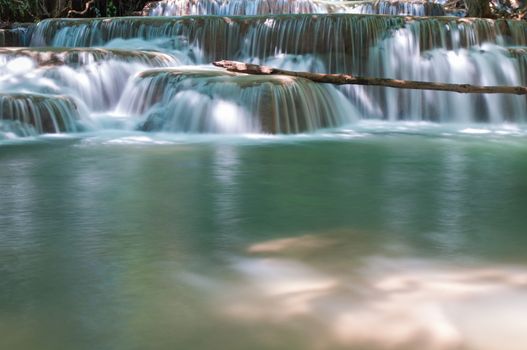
1, 131, 527, 350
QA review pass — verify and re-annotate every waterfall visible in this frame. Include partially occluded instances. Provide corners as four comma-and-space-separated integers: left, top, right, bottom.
25, 14, 527, 124
2, 4, 527, 137
30, 15, 527, 72
0, 93, 81, 137
334, 1, 445, 16
0, 25, 35, 47
0, 48, 179, 67
0, 48, 182, 112
144, 0, 445, 16
366, 41, 527, 122
117, 67, 356, 133
145, 0, 326, 16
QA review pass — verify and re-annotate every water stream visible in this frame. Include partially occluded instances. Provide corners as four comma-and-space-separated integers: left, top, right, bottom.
1, 1, 527, 349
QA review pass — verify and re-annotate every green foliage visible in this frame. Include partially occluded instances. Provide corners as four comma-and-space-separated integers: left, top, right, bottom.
107, 1, 117, 17
0, 0, 35, 22
0, 0, 166, 22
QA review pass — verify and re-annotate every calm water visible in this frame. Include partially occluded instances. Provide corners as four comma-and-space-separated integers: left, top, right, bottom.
2, 125, 527, 350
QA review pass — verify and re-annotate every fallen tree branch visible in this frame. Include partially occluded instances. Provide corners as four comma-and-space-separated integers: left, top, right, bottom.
213, 60, 527, 95
67, 0, 95, 18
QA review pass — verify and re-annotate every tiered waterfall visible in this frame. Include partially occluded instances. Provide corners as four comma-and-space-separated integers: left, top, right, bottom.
1, 0, 526, 137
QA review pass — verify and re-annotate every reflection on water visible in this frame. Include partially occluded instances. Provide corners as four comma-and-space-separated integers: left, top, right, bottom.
1, 134, 527, 349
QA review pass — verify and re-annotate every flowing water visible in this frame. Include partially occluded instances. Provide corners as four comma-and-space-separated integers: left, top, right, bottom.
2, 129, 527, 350
1, 1, 527, 349
144, 0, 445, 16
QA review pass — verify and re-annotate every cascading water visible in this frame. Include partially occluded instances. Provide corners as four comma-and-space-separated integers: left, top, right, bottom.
22, 14, 527, 126
32, 15, 524, 72
0, 24, 35, 47
350, 1, 445, 16
0, 1, 525, 137
0, 93, 81, 137
0, 48, 182, 116
367, 42, 527, 122
144, 0, 445, 16
117, 67, 356, 133
144, 0, 326, 16
0, 48, 180, 67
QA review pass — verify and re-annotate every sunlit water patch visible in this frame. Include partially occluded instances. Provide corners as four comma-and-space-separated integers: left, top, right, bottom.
187, 233, 527, 350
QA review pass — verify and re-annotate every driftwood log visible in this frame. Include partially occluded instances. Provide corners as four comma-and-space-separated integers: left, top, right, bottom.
213, 60, 527, 95
68, 0, 95, 18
